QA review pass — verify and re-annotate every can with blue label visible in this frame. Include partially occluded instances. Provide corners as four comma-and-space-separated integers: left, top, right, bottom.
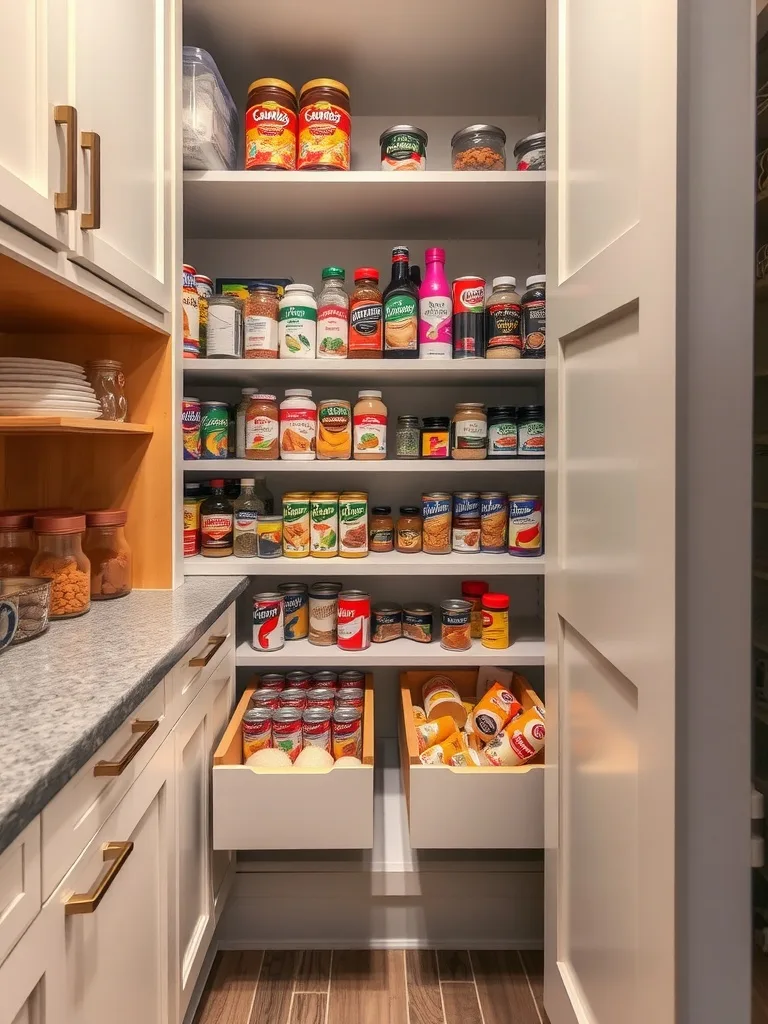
480, 491, 508, 552
453, 491, 480, 520
422, 491, 452, 554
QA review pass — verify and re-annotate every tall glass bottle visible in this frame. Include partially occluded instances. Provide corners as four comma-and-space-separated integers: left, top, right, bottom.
419, 246, 452, 359
317, 266, 349, 358
200, 479, 233, 557
383, 246, 419, 359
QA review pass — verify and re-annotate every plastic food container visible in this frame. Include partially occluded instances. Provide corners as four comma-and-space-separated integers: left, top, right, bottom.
513, 131, 546, 171
451, 125, 506, 170
182, 47, 239, 171
0, 577, 50, 644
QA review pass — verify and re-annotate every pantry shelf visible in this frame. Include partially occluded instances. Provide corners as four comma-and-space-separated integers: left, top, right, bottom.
184, 552, 545, 576
182, 171, 546, 240
182, 458, 545, 474
0, 416, 153, 436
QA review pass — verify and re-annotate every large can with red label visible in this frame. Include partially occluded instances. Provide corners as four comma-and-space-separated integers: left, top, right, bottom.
452, 276, 486, 358
272, 708, 303, 762
332, 706, 363, 760
252, 592, 285, 652
508, 495, 543, 557
337, 590, 371, 651
242, 708, 273, 760
303, 708, 332, 753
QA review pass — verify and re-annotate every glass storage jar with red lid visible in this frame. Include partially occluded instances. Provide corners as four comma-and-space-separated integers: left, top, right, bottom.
83, 510, 133, 600
0, 512, 36, 579
30, 514, 91, 619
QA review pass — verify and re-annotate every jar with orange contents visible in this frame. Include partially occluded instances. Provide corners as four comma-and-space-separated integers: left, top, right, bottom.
30, 514, 91, 619
0, 512, 36, 578
451, 124, 506, 170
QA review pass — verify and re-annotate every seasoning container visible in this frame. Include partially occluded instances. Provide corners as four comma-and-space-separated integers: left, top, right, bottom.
206, 293, 244, 358
396, 506, 423, 553
279, 283, 317, 358
451, 125, 506, 170
245, 393, 279, 460
0, 512, 36, 578
310, 491, 339, 557
279, 582, 309, 641
396, 415, 420, 459
182, 397, 202, 460
349, 268, 383, 357
481, 593, 510, 649
235, 388, 256, 458
86, 360, 128, 421
422, 492, 452, 555
513, 131, 546, 171
403, 603, 434, 643
317, 267, 349, 357
244, 283, 280, 358
380, 125, 428, 171
182, 264, 200, 358
372, 603, 403, 643
201, 401, 230, 459
256, 516, 283, 558
200, 480, 234, 557
339, 491, 368, 557
353, 390, 387, 460
317, 399, 352, 460
0, 577, 50, 644
452, 276, 486, 358
30, 514, 91, 619
233, 479, 261, 557
518, 405, 545, 456
297, 79, 351, 171
522, 276, 546, 358
486, 277, 522, 358
282, 492, 311, 558
440, 599, 473, 651
508, 496, 543, 556
480, 492, 508, 552
309, 583, 338, 646
337, 590, 371, 651
462, 580, 489, 639
196, 275, 213, 355
252, 592, 285, 652
83, 510, 132, 600
451, 402, 487, 460
369, 507, 394, 552
279, 389, 317, 460
487, 406, 518, 458
245, 78, 298, 170
421, 416, 450, 459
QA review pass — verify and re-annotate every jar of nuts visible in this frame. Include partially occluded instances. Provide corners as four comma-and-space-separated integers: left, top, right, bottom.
451, 124, 507, 170
83, 510, 133, 600
30, 514, 91, 619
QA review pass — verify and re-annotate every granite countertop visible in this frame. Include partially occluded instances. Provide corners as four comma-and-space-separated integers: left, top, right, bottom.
0, 576, 248, 857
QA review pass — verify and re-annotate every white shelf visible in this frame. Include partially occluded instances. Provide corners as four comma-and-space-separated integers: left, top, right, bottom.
182, 458, 545, 474
184, 552, 545, 576
183, 359, 545, 387
236, 634, 544, 667
183, 171, 546, 240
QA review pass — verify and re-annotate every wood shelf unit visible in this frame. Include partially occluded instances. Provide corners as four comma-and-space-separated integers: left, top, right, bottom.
0, 417, 153, 435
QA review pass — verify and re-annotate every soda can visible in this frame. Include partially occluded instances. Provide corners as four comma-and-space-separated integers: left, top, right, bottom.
279, 687, 309, 710
337, 590, 371, 651
311, 670, 339, 688
201, 401, 230, 459
452, 276, 485, 358
258, 672, 285, 691
250, 689, 280, 710
183, 496, 201, 556
252, 592, 284, 652
272, 708, 303, 762
182, 397, 202, 460
336, 687, 364, 710
508, 495, 543, 557
337, 669, 365, 689
242, 707, 272, 760
285, 670, 312, 690
303, 708, 332, 753
332, 706, 363, 760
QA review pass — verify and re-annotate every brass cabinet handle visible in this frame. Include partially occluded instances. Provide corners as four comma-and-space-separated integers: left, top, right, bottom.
189, 633, 230, 668
80, 130, 101, 230
93, 719, 159, 777
54, 105, 77, 211
65, 841, 133, 915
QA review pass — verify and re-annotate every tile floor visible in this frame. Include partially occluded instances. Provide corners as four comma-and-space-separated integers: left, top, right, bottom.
193, 949, 550, 1024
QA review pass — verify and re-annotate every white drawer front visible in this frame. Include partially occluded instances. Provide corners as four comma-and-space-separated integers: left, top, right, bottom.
0, 819, 41, 965
168, 607, 234, 721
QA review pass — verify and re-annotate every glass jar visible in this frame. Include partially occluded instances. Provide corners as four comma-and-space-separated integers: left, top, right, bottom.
245, 393, 279, 460
513, 131, 546, 171
317, 399, 352, 460
451, 402, 487, 460
396, 415, 420, 459
30, 514, 91, 619
0, 513, 36, 578
421, 416, 450, 459
245, 78, 298, 171
279, 389, 317, 460
317, 267, 349, 358
486, 277, 523, 359
236, 388, 257, 458
353, 390, 387, 460
369, 506, 394, 552
279, 283, 317, 358
487, 406, 518, 458
297, 78, 351, 171
396, 506, 422, 553
518, 405, 545, 456
206, 293, 244, 358
451, 124, 506, 170
244, 283, 280, 358
349, 268, 383, 358
83, 510, 133, 600
85, 360, 128, 421
462, 579, 489, 639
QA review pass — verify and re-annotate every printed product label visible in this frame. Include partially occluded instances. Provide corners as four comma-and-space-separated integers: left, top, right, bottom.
200, 407, 229, 459
310, 501, 338, 554
422, 431, 448, 458
522, 299, 546, 357
245, 102, 297, 170
384, 295, 418, 352
283, 498, 310, 556
234, 510, 258, 535
518, 419, 545, 455
182, 402, 201, 460
452, 523, 481, 552
201, 513, 233, 549
488, 421, 518, 455
381, 133, 426, 170
182, 288, 199, 356
279, 407, 317, 457
453, 418, 487, 450
297, 102, 351, 170
370, 526, 393, 548
419, 296, 452, 358
509, 499, 542, 555
206, 305, 239, 357
279, 305, 317, 358
337, 606, 369, 648
283, 592, 309, 640
252, 600, 285, 652
245, 413, 278, 454
487, 301, 523, 353
454, 494, 480, 519
317, 305, 349, 357
244, 315, 278, 356
353, 413, 387, 455
349, 301, 383, 352
339, 499, 368, 554
423, 496, 452, 520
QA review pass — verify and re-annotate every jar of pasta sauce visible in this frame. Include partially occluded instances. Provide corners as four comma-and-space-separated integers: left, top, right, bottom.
245, 78, 298, 170
297, 79, 351, 170
518, 405, 545, 456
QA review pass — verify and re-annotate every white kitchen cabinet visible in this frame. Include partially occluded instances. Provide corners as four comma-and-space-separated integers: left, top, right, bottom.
207, 667, 236, 917
0, 900, 64, 1024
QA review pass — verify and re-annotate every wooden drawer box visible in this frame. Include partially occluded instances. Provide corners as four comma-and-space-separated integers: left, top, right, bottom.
212, 676, 374, 851
399, 669, 544, 850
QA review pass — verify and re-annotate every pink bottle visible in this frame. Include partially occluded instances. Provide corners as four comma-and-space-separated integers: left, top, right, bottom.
419, 247, 452, 359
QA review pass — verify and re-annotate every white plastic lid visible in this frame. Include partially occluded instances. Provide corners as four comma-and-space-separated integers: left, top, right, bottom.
358, 390, 383, 398
285, 283, 314, 295
492, 276, 517, 288
253, 393, 277, 401
284, 388, 313, 397
240, 478, 255, 486
525, 275, 546, 287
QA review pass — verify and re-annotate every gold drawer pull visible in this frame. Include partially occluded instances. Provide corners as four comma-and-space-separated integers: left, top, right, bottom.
54, 105, 77, 211
93, 719, 159, 777
80, 130, 101, 230
189, 633, 229, 668
65, 841, 133, 916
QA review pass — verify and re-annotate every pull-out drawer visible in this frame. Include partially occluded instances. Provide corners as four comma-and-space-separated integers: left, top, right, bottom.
212, 676, 375, 850
399, 669, 544, 849
169, 606, 234, 720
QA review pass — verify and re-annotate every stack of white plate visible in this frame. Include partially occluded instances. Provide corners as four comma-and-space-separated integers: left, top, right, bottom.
0, 357, 101, 419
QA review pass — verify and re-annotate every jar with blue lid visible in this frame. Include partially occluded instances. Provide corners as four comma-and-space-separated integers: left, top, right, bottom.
517, 405, 545, 456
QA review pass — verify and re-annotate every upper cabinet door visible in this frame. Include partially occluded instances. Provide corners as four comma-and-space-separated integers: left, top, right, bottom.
544, 0, 679, 1021
66, 0, 172, 312
0, 0, 71, 250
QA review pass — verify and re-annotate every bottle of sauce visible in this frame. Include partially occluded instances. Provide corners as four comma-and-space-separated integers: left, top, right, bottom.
349, 268, 383, 358
233, 478, 262, 558
383, 246, 419, 359
486, 277, 523, 358
419, 247, 452, 359
353, 390, 387, 460
317, 266, 349, 358
245, 393, 279, 460
200, 479, 234, 557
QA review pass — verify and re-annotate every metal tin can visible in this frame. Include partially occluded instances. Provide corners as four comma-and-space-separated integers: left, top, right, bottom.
452, 516, 481, 553
332, 706, 363, 760
453, 491, 480, 519
282, 491, 311, 558
279, 583, 309, 639
337, 590, 371, 651
242, 707, 272, 759
309, 584, 338, 646
337, 670, 364, 689
303, 708, 332, 753
250, 689, 280, 710
311, 670, 339, 688
306, 686, 337, 710
285, 670, 312, 689
339, 490, 369, 557
372, 602, 403, 643
272, 708, 303, 762
200, 401, 230, 459
310, 491, 339, 557
421, 492, 452, 555
257, 515, 283, 558
258, 672, 286, 691
452, 276, 486, 358
402, 603, 434, 643
183, 496, 201, 557
440, 599, 473, 651
480, 491, 508, 552
336, 687, 364, 709
252, 592, 284, 652
508, 495, 543, 556
280, 687, 308, 710
183, 264, 200, 358
182, 397, 202, 460
195, 275, 214, 355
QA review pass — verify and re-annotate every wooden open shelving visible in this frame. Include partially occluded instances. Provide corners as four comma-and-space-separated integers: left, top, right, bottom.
0, 417, 153, 435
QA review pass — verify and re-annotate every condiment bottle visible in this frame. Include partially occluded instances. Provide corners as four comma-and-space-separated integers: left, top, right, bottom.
349, 268, 383, 358
369, 506, 394, 552
383, 246, 419, 359
419, 247, 452, 359
279, 283, 317, 358
486, 276, 523, 358
353, 390, 387, 460
522, 274, 546, 358
245, 393, 279, 460
317, 266, 349, 358
236, 388, 257, 458
200, 479, 234, 557
396, 506, 423, 553
233, 478, 261, 558
461, 579, 489, 639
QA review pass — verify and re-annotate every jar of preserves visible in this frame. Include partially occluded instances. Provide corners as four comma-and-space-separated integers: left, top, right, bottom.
83, 510, 132, 600
317, 266, 349, 358
421, 416, 450, 459
396, 506, 422, 553
244, 283, 280, 358
487, 406, 518, 458
486, 277, 523, 359
522, 275, 546, 358
245, 393, 279, 460
353, 390, 387, 460
245, 78, 298, 170
451, 402, 487, 460
396, 415, 420, 459
85, 360, 128, 421
206, 293, 244, 358
349, 268, 383, 357
369, 506, 394, 552
30, 514, 91, 619
297, 79, 351, 171
0, 512, 36, 578
451, 124, 506, 170
317, 399, 352, 460
279, 283, 317, 358
280, 389, 317, 460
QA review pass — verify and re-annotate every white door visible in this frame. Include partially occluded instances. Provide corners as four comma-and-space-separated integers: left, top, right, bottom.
0, 0, 71, 250
66, 0, 172, 311
209, 668, 236, 916
544, 0, 678, 1020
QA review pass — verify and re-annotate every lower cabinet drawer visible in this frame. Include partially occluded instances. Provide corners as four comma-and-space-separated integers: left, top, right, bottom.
399, 669, 544, 849
212, 676, 375, 851
0, 819, 41, 965
169, 606, 234, 719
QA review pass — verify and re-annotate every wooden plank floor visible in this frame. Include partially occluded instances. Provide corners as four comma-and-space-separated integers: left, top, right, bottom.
193, 949, 550, 1024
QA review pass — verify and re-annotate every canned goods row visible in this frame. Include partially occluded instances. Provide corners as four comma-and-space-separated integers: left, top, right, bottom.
242, 703, 363, 764
371, 592, 510, 651
251, 585, 373, 652
253, 668, 365, 690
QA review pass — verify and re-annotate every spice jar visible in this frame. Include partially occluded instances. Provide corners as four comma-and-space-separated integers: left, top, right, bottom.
206, 293, 244, 358
451, 125, 506, 170
487, 406, 518, 458
369, 506, 394, 552
297, 78, 351, 171
349, 268, 383, 358
280, 389, 317, 460
85, 360, 128, 421
245, 393, 279, 460
451, 403, 487, 460
396, 506, 422, 553
83, 510, 132, 600
31, 514, 91, 619
486, 277, 523, 359
462, 580, 489, 639
396, 415, 420, 459
233, 479, 260, 558
279, 283, 317, 358
245, 78, 298, 171
0, 513, 36, 578
421, 416, 450, 459
353, 390, 387, 460
244, 283, 280, 358
317, 267, 349, 358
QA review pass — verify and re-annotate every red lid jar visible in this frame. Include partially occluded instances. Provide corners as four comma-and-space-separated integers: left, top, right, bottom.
83, 510, 133, 601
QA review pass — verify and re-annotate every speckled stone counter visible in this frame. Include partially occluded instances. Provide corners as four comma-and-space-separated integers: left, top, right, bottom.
0, 576, 248, 856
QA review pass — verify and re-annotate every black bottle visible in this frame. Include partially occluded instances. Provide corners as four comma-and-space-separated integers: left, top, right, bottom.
382, 246, 419, 359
